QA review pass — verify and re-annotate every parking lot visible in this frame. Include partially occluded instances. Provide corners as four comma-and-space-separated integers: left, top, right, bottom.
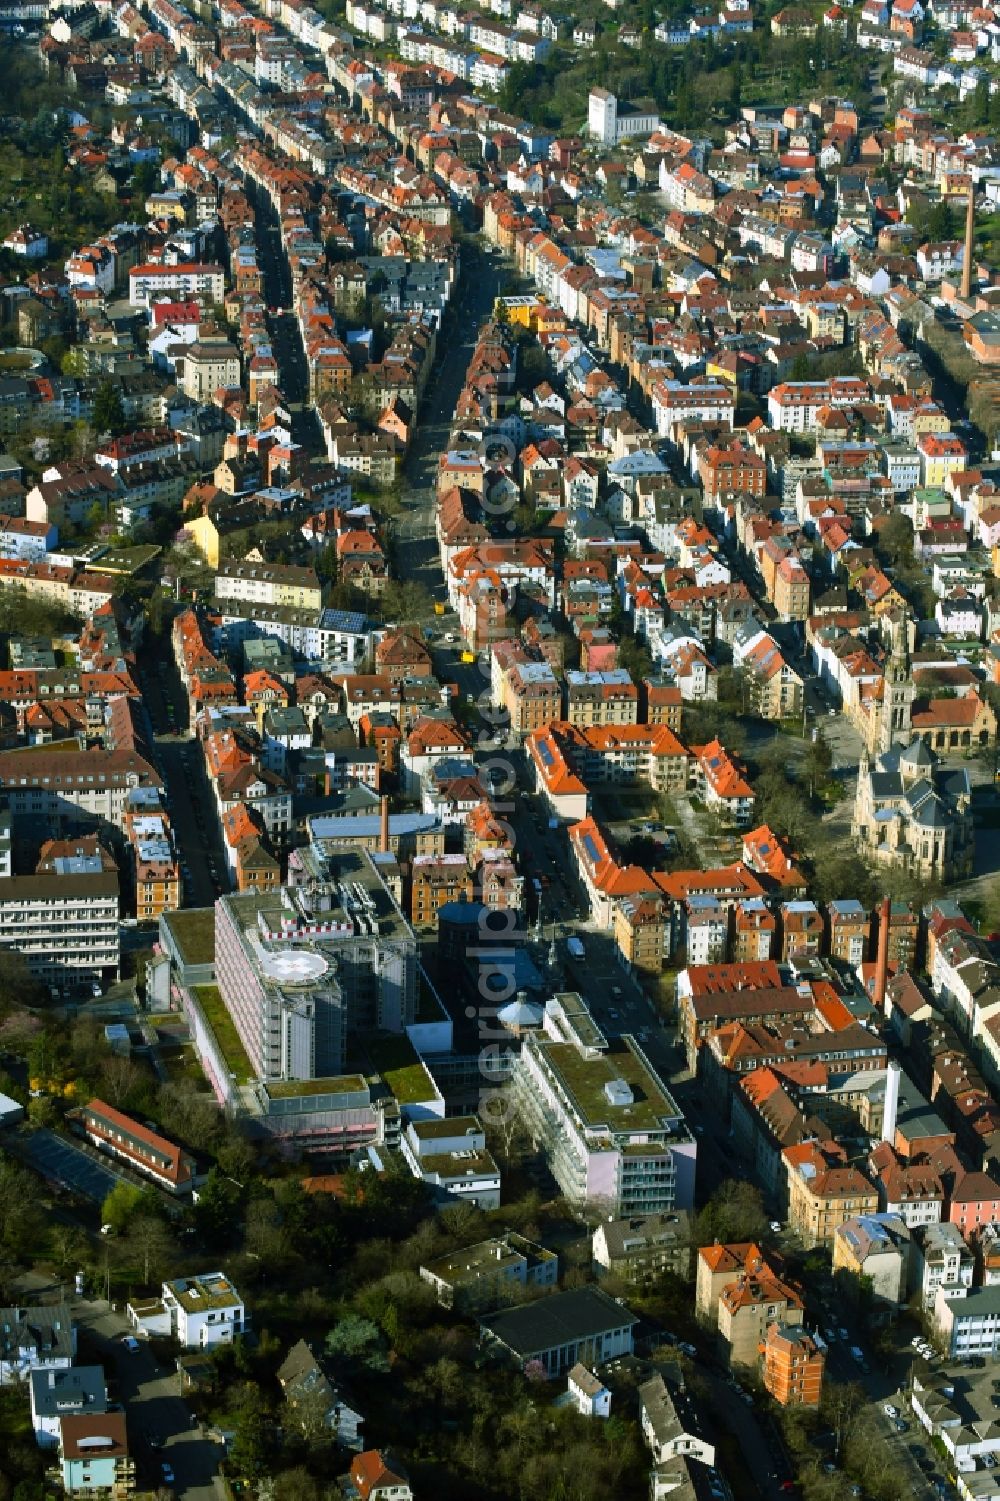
15, 1127, 129, 1202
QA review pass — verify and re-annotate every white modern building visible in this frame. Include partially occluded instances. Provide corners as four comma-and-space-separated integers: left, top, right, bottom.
130, 1273, 246, 1349
588, 88, 661, 145
934, 1283, 1000, 1359
0, 855, 120, 990
401, 1115, 500, 1209
512, 993, 696, 1216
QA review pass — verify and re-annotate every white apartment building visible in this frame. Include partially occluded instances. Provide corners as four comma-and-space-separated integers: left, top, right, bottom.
512, 994, 696, 1217
915, 1221, 975, 1310
652, 381, 736, 439
215, 605, 370, 671
934, 1283, 1000, 1359
0, 749, 162, 833
128, 262, 226, 306
215, 560, 323, 612
163, 1273, 245, 1348
0, 857, 120, 989
130, 1273, 246, 1348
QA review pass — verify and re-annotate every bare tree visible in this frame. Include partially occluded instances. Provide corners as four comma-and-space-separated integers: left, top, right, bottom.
99, 1054, 141, 1108
125, 1216, 175, 1287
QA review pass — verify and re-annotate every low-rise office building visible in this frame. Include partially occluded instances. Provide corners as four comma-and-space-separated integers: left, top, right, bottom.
400, 1115, 500, 1209
480, 1286, 637, 1377
420, 1233, 558, 1312
69, 1099, 194, 1194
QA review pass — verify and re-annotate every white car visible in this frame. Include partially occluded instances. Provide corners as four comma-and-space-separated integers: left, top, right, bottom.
769, 1221, 782, 1233
884, 1403, 899, 1419
444, 632, 457, 643
911, 1336, 923, 1348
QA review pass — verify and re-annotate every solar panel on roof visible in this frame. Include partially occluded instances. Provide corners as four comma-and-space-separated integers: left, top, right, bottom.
319, 609, 367, 633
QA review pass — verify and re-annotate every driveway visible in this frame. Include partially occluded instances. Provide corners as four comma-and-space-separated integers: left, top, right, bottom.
73, 1298, 225, 1501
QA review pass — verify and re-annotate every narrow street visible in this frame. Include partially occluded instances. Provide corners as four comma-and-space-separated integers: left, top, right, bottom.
393, 244, 507, 591
74, 1298, 225, 1501
139, 627, 229, 911
249, 182, 321, 451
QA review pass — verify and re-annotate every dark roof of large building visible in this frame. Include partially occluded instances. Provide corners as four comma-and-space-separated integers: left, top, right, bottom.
480, 1286, 637, 1355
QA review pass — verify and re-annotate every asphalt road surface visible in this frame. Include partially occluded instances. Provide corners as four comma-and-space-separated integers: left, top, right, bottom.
138, 631, 229, 911
74, 1298, 225, 1501
393, 245, 507, 592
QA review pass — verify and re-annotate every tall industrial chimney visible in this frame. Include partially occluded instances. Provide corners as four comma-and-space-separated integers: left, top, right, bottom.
961, 187, 975, 302
874, 895, 891, 1014
882, 1060, 901, 1150
379, 794, 390, 854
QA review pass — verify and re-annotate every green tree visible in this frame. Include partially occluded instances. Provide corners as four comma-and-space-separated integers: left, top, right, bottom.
379, 579, 433, 623
229, 1384, 270, 1481
926, 198, 957, 242
803, 730, 833, 797
100, 1182, 153, 1235
324, 1314, 389, 1372
694, 1179, 768, 1245
192, 1167, 244, 1249
92, 381, 126, 438
0, 1159, 45, 1260
877, 509, 913, 566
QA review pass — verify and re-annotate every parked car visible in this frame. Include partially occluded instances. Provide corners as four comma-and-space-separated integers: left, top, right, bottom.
120, 1335, 140, 1353
884, 1404, 899, 1419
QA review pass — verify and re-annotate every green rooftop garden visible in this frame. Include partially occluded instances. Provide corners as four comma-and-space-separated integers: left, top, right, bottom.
542, 1039, 680, 1134
168, 908, 216, 968
367, 1034, 436, 1106
264, 1075, 367, 1100
192, 984, 252, 1084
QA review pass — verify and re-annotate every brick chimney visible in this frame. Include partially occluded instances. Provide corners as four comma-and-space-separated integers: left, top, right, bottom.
874, 895, 891, 1013
961, 187, 975, 301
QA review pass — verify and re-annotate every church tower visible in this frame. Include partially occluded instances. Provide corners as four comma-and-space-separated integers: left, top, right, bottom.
879, 614, 914, 755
